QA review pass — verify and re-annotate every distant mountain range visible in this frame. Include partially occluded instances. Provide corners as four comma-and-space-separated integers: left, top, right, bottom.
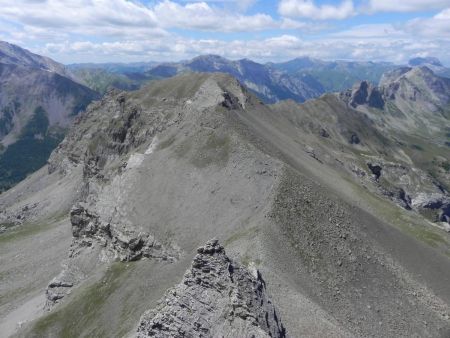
70, 55, 399, 102
70, 54, 450, 105
0, 41, 98, 191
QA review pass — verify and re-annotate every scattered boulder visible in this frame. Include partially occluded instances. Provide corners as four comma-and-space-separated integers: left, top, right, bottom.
45, 278, 74, 305
319, 128, 330, 138
137, 239, 288, 338
221, 92, 242, 110
349, 133, 361, 145
305, 145, 321, 162
367, 163, 382, 181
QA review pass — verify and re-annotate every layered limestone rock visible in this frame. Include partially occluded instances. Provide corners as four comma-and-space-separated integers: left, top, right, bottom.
70, 203, 177, 262
137, 239, 287, 338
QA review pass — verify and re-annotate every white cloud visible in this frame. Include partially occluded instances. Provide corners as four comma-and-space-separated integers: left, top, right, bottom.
366, 0, 450, 13
37, 32, 450, 66
435, 7, 450, 19
154, 0, 276, 32
178, 0, 257, 12
0, 0, 282, 35
404, 8, 450, 37
278, 0, 355, 20
0, 0, 449, 65
0, 0, 165, 39
331, 24, 405, 39
280, 18, 308, 29
0, 0, 158, 28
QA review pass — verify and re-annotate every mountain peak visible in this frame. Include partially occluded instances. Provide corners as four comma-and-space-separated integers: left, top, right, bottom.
137, 239, 287, 338
409, 57, 443, 67
190, 54, 229, 62
0, 40, 71, 77
407, 65, 435, 77
379, 66, 437, 87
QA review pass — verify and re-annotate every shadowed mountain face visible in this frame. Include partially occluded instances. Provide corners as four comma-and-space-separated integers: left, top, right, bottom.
1, 69, 449, 337
0, 41, 99, 191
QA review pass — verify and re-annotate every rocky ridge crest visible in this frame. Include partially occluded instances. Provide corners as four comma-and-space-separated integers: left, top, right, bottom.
137, 239, 287, 338
44, 73, 250, 308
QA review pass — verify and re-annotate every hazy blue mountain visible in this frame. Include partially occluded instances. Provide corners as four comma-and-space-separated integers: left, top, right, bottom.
409, 57, 443, 67
68, 55, 448, 105
271, 57, 396, 92
73, 55, 402, 103
408, 57, 450, 78
68, 62, 159, 95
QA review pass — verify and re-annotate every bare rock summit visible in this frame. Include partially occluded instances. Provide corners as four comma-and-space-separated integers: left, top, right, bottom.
137, 239, 288, 338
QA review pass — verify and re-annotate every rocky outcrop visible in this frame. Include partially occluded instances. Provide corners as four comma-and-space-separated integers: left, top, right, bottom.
349, 81, 384, 109
44, 202, 179, 309
367, 163, 382, 181
45, 278, 74, 305
137, 239, 287, 338
70, 203, 177, 262
412, 193, 450, 224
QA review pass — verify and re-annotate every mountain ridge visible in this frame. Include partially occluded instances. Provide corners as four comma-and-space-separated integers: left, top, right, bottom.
1, 71, 449, 337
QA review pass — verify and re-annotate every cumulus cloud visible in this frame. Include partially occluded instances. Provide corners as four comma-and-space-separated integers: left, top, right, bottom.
37, 32, 450, 66
0, 0, 283, 35
0, 0, 449, 65
366, 0, 450, 13
435, 8, 450, 19
404, 8, 450, 37
182, 0, 258, 12
0, 0, 159, 28
153, 1, 276, 32
331, 24, 406, 39
278, 0, 355, 20
0, 0, 165, 39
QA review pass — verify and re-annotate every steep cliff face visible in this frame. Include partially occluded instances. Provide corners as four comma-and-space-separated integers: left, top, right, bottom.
137, 239, 287, 338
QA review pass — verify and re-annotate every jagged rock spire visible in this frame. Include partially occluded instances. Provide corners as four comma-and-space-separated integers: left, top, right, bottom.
137, 239, 288, 338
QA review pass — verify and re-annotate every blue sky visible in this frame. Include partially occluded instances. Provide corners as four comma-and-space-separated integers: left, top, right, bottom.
0, 0, 449, 64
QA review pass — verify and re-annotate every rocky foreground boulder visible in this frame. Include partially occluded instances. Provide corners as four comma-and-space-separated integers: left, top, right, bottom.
137, 239, 287, 338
